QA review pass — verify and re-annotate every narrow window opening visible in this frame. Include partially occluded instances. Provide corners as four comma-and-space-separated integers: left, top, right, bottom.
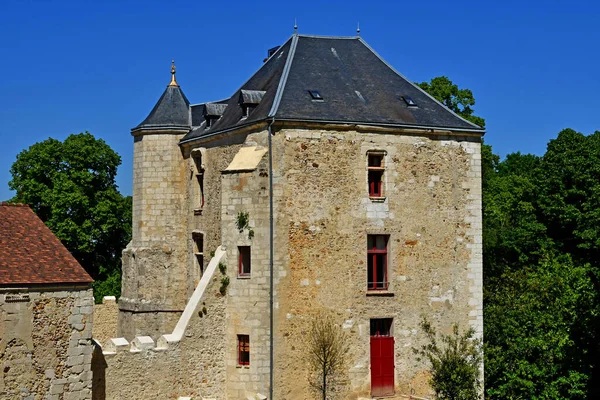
238, 334, 250, 366
192, 154, 204, 212
238, 246, 251, 277
367, 235, 389, 290
193, 232, 204, 274
368, 153, 385, 198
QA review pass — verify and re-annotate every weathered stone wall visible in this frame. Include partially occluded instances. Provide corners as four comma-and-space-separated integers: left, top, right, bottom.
218, 131, 271, 399
92, 297, 118, 346
183, 136, 245, 299
269, 127, 483, 399
0, 287, 94, 400
93, 266, 227, 400
119, 132, 189, 340
106, 125, 481, 399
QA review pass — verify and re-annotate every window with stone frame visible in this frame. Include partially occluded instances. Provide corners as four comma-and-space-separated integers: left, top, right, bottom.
367, 234, 389, 290
238, 334, 250, 366
193, 231, 204, 274
192, 151, 205, 214
367, 152, 385, 198
238, 246, 251, 277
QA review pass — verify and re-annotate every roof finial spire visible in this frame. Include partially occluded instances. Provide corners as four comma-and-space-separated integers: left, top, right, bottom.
357, 22, 361, 36
169, 60, 179, 87
294, 18, 298, 33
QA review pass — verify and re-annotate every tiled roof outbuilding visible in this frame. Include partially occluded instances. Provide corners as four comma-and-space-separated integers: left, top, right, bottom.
0, 203, 93, 285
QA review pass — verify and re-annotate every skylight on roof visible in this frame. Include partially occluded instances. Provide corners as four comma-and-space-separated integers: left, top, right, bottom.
402, 96, 417, 107
308, 90, 323, 101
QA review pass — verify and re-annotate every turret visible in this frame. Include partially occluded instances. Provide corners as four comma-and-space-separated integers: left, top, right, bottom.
118, 62, 191, 340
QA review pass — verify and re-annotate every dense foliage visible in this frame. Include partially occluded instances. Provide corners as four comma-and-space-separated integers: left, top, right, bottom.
9, 132, 131, 302
418, 76, 485, 128
483, 129, 600, 399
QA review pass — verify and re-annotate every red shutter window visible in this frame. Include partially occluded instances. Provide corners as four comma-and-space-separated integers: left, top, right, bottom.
238, 335, 250, 366
238, 246, 251, 276
368, 153, 385, 198
367, 235, 389, 290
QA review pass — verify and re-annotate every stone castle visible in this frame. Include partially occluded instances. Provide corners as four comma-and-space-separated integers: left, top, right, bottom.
1, 32, 485, 400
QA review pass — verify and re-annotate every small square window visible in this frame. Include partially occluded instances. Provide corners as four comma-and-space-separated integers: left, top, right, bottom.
238, 246, 251, 277
368, 153, 385, 198
367, 235, 389, 291
238, 334, 250, 366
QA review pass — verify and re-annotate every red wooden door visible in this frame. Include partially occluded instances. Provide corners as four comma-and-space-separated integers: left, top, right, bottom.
370, 336, 395, 396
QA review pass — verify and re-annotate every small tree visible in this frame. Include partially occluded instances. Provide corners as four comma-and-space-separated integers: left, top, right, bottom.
413, 319, 483, 400
307, 313, 349, 399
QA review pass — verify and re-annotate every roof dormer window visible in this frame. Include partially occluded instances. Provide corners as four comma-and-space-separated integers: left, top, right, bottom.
203, 103, 227, 129
239, 90, 265, 119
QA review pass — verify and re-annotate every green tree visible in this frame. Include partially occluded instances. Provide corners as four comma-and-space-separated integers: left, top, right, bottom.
418, 76, 485, 127
482, 130, 600, 398
484, 257, 594, 399
413, 319, 483, 400
9, 132, 131, 302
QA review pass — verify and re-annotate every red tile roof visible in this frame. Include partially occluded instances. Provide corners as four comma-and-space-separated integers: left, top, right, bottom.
0, 203, 93, 285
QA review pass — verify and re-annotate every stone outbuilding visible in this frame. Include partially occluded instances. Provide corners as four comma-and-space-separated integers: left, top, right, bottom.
99, 33, 484, 400
0, 202, 94, 399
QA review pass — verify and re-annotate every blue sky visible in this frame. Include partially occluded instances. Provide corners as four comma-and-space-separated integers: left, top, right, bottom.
1, 0, 599, 201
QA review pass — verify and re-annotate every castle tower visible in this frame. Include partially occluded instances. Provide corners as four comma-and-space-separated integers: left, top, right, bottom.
118, 62, 191, 340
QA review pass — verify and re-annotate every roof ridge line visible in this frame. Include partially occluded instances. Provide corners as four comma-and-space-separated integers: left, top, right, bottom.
190, 98, 230, 107
297, 34, 359, 39
356, 37, 485, 132
268, 35, 299, 118
0, 202, 29, 207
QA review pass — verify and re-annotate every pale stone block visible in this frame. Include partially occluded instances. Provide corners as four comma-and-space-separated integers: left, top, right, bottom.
103, 337, 129, 354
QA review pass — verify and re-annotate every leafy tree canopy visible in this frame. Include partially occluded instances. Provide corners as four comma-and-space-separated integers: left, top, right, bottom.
483, 129, 600, 398
9, 132, 131, 301
418, 76, 485, 128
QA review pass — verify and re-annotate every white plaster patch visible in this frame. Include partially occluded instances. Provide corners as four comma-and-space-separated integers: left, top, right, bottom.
300, 279, 309, 286
315, 280, 321, 285
343, 319, 354, 329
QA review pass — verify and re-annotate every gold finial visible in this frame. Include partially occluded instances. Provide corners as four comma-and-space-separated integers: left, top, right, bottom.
169, 60, 179, 87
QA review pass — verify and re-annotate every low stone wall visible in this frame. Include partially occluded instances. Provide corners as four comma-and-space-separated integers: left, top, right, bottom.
0, 286, 94, 400
92, 248, 234, 400
92, 296, 118, 345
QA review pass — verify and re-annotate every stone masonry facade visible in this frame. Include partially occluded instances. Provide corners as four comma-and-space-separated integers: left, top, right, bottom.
98, 123, 482, 399
0, 287, 94, 400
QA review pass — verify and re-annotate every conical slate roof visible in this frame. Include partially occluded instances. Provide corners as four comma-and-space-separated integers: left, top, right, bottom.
132, 77, 191, 133
181, 34, 484, 143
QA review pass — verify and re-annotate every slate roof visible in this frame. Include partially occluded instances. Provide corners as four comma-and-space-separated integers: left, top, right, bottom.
0, 203, 93, 285
132, 84, 191, 133
181, 34, 484, 143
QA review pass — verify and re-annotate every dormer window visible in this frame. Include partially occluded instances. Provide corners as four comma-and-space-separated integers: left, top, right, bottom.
239, 90, 265, 119
203, 103, 227, 129
242, 104, 256, 118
